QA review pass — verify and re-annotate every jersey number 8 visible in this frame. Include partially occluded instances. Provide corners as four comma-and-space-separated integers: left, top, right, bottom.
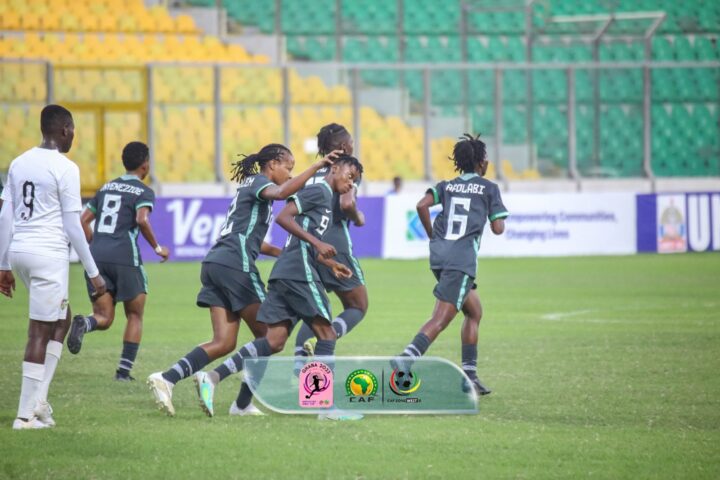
98, 194, 122, 234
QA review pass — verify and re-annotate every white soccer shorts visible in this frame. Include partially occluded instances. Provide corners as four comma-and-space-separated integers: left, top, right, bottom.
10, 252, 69, 322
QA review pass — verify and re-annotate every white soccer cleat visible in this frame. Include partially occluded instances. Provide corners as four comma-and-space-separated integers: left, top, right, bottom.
12, 417, 50, 430
229, 401, 265, 416
193, 371, 215, 418
33, 401, 55, 427
147, 372, 175, 417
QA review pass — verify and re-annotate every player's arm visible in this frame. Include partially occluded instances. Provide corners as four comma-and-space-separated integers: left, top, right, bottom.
275, 200, 336, 259
58, 166, 106, 298
260, 241, 282, 257
0, 197, 16, 298
80, 207, 95, 243
317, 256, 353, 279
488, 184, 509, 235
417, 192, 435, 238
136, 206, 169, 262
259, 150, 342, 201
339, 185, 365, 227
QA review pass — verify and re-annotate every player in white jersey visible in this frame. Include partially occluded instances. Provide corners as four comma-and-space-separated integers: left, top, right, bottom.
0, 105, 107, 430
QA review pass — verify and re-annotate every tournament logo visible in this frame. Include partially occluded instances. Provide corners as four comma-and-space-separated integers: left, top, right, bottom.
389, 368, 422, 396
345, 369, 378, 403
656, 195, 687, 253
298, 361, 333, 408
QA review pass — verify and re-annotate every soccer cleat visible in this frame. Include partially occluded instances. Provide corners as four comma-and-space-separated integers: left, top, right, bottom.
302, 338, 317, 356
12, 417, 50, 430
193, 371, 215, 417
229, 401, 265, 416
317, 409, 364, 421
147, 372, 175, 416
67, 315, 87, 354
33, 401, 55, 427
114, 372, 135, 382
462, 377, 492, 396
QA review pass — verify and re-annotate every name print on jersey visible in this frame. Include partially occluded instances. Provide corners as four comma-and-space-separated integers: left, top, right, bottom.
445, 183, 486, 195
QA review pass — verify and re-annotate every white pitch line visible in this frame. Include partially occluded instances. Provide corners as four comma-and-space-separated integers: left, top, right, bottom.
540, 310, 595, 321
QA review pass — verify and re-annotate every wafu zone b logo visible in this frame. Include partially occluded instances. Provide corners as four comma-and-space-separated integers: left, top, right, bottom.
389, 368, 421, 396
345, 369, 378, 403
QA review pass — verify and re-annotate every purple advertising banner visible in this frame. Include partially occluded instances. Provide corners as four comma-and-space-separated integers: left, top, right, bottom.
139, 196, 385, 263
636, 192, 720, 253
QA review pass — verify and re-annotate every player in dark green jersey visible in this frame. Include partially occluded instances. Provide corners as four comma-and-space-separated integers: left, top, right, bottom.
147, 143, 340, 417
193, 155, 362, 417
292, 124, 369, 372
392, 134, 509, 396
66, 142, 169, 381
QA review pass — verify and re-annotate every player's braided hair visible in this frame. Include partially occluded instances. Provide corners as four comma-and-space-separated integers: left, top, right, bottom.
333, 153, 364, 178
451, 133, 487, 174
230, 143, 291, 182
317, 123, 350, 156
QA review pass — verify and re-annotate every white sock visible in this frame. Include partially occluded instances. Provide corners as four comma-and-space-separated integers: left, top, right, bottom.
17, 362, 45, 419
37, 340, 63, 403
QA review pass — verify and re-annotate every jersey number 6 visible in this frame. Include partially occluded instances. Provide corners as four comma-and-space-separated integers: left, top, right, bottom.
445, 197, 470, 240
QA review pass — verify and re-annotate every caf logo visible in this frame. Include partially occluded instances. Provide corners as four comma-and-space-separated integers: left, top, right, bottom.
345, 369, 378, 397
389, 368, 421, 395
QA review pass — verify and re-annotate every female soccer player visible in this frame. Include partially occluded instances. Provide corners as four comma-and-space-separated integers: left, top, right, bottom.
147, 143, 340, 416
193, 155, 362, 418
292, 124, 368, 370
392, 134, 509, 396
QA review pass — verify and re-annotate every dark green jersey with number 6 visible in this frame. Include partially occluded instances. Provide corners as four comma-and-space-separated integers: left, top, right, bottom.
87, 175, 155, 266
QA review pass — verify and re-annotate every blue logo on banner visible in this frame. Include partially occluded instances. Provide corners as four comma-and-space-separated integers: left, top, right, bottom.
406, 211, 440, 241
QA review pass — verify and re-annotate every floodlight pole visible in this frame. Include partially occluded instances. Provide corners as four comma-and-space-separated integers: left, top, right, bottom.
642, 13, 665, 185
146, 64, 156, 184
213, 65, 223, 182
281, 66, 290, 147
592, 16, 613, 170
567, 67, 580, 188
493, 68, 506, 186
525, 0, 536, 171
351, 68, 361, 165
422, 68, 432, 181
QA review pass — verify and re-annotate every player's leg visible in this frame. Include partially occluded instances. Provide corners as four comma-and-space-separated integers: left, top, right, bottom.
459, 290, 491, 395
34, 305, 72, 427
115, 293, 146, 381
67, 264, 116, 354
332, 285, 368, 338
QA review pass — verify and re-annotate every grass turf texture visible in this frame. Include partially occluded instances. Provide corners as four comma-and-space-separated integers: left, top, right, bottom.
1, 254, 719, 479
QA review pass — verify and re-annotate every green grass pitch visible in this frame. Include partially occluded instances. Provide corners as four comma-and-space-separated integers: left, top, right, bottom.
1, 254, 719, 479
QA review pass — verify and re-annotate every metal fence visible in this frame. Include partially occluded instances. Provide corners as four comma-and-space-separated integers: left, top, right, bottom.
0, 59, 718, 193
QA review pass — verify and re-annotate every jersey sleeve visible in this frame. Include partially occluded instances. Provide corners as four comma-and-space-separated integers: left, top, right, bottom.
488, 183, 509, 221
86, 194, 98, 214
58, 163, 83, 212
427, 181, 445, 206
252, 177, 274, 201
288, 185, 326, 215
136, 187, 155, 211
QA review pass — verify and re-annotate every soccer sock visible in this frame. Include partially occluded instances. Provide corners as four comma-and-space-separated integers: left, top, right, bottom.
17, 361, 45, 420
161, 346, 210, 385
214, 338, 272, 383
401, 333, 431, 359
36, 340, 62, 403
461, 344, 478, 379
314, 339, 336, 357
117, 341, 139, 377
84, 315, 98, 333
235, 382, 254, 410
332, 308, 365, 338
294, 322, 315, 350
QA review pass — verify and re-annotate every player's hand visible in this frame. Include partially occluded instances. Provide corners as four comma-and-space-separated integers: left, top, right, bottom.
315, 241, 337, 259
89, 274, 107, 300
317, 150, 342, 168
331, 263, 353, 280
156, 246, 170, 263
0, 270, 15, 298
354, 210, 365, 227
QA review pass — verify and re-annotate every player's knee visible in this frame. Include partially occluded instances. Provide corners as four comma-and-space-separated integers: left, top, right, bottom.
268, 337, 286, 354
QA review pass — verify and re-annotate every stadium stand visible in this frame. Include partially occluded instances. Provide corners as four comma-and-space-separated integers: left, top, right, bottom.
1, 0, 718, 186
184, 0, 719, 178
